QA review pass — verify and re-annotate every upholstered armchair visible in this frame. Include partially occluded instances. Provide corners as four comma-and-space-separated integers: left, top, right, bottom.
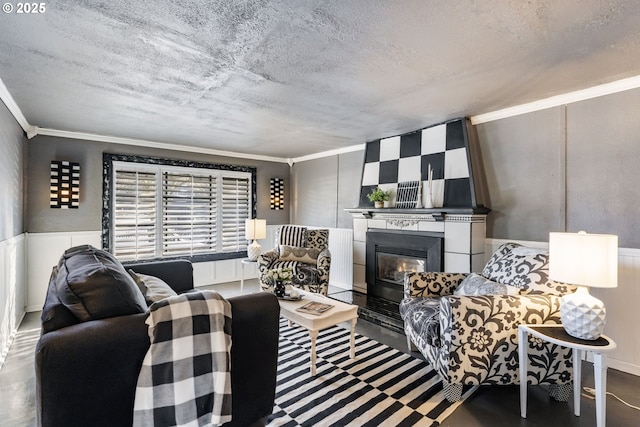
400, 242, 577, 402
258, 225, 331, 295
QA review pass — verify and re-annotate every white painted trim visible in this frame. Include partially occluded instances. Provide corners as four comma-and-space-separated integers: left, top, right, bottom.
290, 144, 365, 164
470, 74, 640, 124
585, 354, 640, 377
0, 78, 37, 137
0, 233, 27, 370
35, 127, 289, 163
485, 237, 548, 249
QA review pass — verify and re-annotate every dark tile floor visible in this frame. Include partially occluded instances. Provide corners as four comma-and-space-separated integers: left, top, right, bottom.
2, 280, 639, 426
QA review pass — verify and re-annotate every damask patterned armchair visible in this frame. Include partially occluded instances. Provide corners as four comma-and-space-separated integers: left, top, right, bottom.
257, 225, 331, 295
400, 242, 577, 402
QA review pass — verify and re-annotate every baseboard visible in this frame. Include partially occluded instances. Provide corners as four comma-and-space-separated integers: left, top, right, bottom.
589, 354, 640, 377
329, 281, 351, 291
0, 233, 27, 371
0, 310, 25, 372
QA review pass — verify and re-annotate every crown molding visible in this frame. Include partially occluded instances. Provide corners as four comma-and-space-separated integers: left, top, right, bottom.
0, 78, 37, 138
470, 74, 640, 125
289, 143, 366, 165
34, 127, 289, 163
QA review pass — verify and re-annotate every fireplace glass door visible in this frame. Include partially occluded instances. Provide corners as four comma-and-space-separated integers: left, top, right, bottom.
376, 252, 425, 285
366, 229, 443, 302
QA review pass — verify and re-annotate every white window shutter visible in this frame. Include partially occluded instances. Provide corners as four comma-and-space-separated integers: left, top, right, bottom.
162, 172, 217, 257
221, 176, 250, 252
112, 170, 157, 261
111, 161, 251, 261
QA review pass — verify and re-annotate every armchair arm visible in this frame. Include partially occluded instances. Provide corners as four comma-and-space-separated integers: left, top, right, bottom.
403, 272, 467, 298
36, 314, 150, 427
225, 292, 280, 427
257, 249, 279, 273
435, 294, 572, 386
316, 248, 331, 288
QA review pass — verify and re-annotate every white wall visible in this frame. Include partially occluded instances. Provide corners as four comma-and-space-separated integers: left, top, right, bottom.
0, 234, 26, 370
27, 225, 353, 298
0, 99, 26, 370
26, 231, 102, 311
25, 231, 271, 311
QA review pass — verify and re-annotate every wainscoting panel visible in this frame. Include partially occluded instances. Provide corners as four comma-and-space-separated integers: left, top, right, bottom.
0, 234, 26, 370
24, 226, 352, 305
26, 231, 102, 311
485, 238, 640, 377
193, 259, 240, 287
327, 227, 353, 290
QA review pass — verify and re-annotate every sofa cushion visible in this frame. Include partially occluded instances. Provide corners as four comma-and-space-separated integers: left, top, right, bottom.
128, 270, 178, 305
481, 243, 576, 296
454, 273, 520, 296
279, 245, 320, 264
55, 245, 147, 322
41, 266, 80, 333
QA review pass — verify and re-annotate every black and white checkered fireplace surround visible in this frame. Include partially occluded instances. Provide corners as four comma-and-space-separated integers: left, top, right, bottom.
358, 118, 487, 210
338, 118, 489, 332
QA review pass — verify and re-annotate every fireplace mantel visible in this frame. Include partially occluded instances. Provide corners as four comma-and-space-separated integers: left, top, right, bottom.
345, 207, 489, 222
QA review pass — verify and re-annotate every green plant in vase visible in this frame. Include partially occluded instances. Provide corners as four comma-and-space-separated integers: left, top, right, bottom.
367, 186, 391, 208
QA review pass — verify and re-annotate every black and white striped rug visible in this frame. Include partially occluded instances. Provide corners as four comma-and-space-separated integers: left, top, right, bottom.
267, 319, 476, 427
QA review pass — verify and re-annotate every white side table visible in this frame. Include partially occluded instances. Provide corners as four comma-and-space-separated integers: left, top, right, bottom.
518, 324, 616, 427
240, 258, 257, 294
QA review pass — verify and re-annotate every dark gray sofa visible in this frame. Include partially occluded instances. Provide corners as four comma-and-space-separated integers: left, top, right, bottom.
35, 246, 280, 427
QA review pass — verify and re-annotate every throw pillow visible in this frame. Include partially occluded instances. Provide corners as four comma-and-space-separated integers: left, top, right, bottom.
277, 225, 307, 248
481, 242, 576, 295
279, 245, 320, 264
481, 243, 543, 288
128, 270, 178, 305
54, 245, 147, 322
306, 229, 329, 251
454, 273, 520, 296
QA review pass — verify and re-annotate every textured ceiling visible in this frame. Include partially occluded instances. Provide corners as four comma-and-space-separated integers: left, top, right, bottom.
2, 0, 640, 159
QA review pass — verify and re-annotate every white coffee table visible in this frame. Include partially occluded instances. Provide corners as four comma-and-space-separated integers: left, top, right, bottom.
278, 290, 358, 375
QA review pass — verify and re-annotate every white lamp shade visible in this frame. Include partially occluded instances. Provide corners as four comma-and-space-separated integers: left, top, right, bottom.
549, 231, 618, 288
245, 219, 267, 240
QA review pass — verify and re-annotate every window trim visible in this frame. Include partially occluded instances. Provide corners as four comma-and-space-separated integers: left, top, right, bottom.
102, 153, 257, 262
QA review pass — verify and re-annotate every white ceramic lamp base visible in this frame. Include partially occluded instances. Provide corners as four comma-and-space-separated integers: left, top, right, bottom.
560, 287, 606, 340
247, 240, 262, 261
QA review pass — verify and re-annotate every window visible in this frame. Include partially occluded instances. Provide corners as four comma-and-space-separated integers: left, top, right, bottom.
103, 154, 256, 262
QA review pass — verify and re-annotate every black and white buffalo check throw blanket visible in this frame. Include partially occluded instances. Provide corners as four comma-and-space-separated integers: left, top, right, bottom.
133, 290, 232, 427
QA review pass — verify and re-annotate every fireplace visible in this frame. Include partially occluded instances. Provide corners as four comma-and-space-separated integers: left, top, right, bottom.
338, 209, 488, 334
366, 229, 444, 302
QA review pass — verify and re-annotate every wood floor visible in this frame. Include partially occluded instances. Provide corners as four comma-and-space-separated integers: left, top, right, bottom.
1, 279, 638, 426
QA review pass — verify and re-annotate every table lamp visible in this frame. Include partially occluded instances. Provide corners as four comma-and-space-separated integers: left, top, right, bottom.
245, 218, 266, 261
549, 231, 618, 340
